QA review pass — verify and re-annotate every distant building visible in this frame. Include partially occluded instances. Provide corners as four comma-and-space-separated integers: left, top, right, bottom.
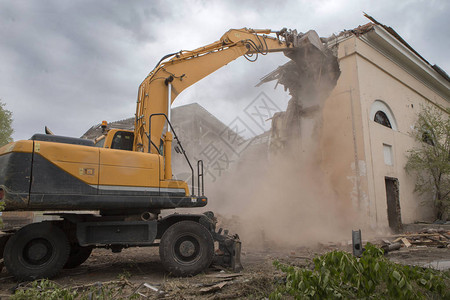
82, 103, 244, 183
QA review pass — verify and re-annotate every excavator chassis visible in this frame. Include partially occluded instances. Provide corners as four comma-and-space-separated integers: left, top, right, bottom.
0, 211, 241, 280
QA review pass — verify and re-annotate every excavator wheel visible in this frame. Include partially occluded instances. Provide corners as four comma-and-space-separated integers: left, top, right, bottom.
3, 222, 70, 281
64, 243, 93, 269
159, 221, 214, 276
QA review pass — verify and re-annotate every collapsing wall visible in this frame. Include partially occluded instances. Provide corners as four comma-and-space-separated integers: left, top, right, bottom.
258, 30, 340, 160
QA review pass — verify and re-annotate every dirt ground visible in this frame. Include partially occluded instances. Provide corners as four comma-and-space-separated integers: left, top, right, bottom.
1, 235, 449, 299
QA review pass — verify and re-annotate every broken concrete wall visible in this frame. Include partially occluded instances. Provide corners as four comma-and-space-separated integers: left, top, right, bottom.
320, 45, 370, 224
260, 30, 340, 164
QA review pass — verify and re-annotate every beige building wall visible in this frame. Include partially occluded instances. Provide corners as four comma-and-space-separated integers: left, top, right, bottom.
321, 37, 368, 221
322, 25, 449, 229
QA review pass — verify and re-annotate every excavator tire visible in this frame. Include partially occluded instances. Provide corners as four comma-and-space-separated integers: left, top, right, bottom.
0, 233, 12, 260
64, 244, 93, 269
3, 222, 70, 281
159, 220, 214, 276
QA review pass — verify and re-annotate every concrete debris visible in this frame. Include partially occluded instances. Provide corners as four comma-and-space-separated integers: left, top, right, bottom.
423, 260, 450, 271
386, 229, 450, 249
134, 282, 165, 297
381, 242, 402, 253
257, 29, 340, 157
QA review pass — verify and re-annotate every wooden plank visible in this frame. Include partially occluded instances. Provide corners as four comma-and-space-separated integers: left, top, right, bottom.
200, 281, 228, 293
401, 237, 412, 247
206, 273, 243, 279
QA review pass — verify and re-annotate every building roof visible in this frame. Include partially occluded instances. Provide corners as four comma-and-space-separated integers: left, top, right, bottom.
362, 13, 449, 83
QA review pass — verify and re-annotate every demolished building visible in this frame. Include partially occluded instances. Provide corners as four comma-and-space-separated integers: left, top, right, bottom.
259, 16, 450, 231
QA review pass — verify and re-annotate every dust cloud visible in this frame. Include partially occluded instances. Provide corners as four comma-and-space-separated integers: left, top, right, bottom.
208, 151, 357, 249
207, 31, 362, 249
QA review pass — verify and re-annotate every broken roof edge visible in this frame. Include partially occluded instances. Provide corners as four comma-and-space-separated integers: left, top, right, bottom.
363, 13, 430, 66
317, 19, 449, 101
363, 13, 450, 84
327, 22, 449, 84
361, 25, 450, 100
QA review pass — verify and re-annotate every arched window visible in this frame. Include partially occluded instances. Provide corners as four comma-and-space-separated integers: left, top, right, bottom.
374, 111, 392, 128
370, 100, 397, 131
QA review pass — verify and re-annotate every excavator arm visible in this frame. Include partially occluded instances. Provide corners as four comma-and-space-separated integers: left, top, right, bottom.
134, 28, 301, 153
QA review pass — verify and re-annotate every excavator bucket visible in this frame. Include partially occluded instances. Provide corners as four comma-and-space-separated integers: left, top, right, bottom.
199, 211, 243, 272
213, 229, 243, 272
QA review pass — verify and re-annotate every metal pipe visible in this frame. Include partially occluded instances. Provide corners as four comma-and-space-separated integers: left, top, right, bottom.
149, 113, 195, 195
141, 212, 158, 221
167, 83, 172, 132
164, 131, 173, 180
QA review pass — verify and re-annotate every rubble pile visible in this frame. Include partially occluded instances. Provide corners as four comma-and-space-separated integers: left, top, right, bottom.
386, 228, 450, 249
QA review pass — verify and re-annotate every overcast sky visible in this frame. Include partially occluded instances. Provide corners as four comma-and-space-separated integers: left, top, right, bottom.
1, 0, 449, 141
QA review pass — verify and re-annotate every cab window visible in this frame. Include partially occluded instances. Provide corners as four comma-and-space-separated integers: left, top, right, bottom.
111, 131, 134, 151
94, 138, 106, 148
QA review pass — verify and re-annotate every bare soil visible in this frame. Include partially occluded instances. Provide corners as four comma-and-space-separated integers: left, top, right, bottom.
1, 240, 448, 299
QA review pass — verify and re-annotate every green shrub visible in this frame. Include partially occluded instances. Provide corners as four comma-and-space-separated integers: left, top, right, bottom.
11, 279, 138, 300
270, 243, 450, 299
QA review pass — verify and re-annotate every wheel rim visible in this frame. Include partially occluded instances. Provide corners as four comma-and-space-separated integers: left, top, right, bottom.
23, 238, 53, 265
173, 235, 201, 265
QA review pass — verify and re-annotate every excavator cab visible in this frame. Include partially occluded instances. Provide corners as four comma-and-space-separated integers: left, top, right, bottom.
110, 131, 134, 151
95, 128, 135, 151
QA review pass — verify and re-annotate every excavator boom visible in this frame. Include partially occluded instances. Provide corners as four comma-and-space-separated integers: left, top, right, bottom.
134, 28, 301, 153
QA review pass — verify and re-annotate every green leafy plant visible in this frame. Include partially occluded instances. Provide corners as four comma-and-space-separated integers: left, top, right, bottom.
11, 280, 77, 300
270, 244, 450, 299
117, 270, 132, 281
0, 100, 13, 227
0, 100, 13, 147
11, 279, 138, 300
405, 105, 450, 220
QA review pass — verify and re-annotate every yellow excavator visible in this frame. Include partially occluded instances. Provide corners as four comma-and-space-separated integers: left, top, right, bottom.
0, 28, 320, 280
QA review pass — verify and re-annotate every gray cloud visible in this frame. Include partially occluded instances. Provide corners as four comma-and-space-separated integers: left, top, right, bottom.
0, 0, 448, 140
0, 1, 167, 139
